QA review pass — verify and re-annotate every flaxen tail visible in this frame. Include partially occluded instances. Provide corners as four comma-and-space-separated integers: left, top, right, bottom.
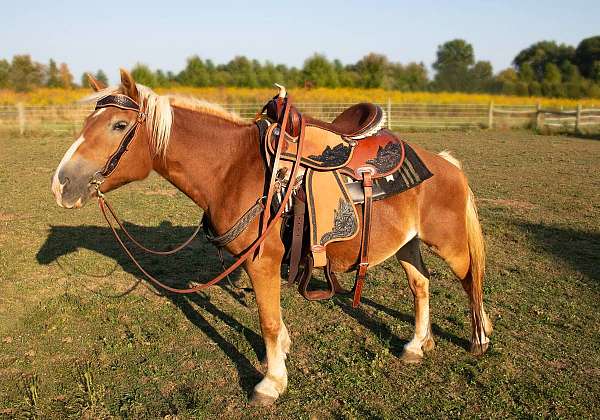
466, 186, 488, 349
439, 151, 488, 351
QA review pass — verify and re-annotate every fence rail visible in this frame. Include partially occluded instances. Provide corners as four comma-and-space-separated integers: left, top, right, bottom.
1, 102, 599, 134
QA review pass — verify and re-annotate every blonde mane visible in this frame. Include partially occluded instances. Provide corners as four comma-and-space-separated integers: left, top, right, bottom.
82, 84, 249, 158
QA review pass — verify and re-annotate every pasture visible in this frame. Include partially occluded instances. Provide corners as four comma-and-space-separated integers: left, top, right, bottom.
0, 127, 599, 418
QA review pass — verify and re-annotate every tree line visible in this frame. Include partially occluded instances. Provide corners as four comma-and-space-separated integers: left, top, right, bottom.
1, 36, 599, 98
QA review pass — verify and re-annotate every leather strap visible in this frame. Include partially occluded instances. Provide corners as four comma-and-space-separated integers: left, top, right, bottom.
353, 170, 374, 307
101, 197, 202, 255
258, 97, 292, 257
287, 189, 306, 284
297, 257, 348, 301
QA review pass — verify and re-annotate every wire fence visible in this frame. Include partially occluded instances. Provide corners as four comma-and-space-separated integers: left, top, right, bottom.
1, 101, 599, 134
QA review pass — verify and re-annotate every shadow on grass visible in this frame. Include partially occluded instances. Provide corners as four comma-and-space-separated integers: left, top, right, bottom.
36, 223, 263, 395
330, 294, 470, 356
513, 220, 600, 285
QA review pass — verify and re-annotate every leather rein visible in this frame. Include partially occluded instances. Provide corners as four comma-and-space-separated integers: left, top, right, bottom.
89, 93, 302, 294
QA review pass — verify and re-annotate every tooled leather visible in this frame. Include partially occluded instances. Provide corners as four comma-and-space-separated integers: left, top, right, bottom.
95, 94, 140, 112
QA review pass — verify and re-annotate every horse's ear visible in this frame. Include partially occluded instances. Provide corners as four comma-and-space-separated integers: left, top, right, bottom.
86, 73, 106, 92
119, 68, 138, 101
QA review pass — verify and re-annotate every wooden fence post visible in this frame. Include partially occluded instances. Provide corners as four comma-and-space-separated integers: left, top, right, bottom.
536, 102, 542, 130
575, 104, 582, 133
387, 98, 392, 130
488, 101, 494, 129
17, 103, 25, 135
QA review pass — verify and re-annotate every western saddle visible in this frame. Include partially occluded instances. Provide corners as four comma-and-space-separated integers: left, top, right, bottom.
258, 86, 405, 307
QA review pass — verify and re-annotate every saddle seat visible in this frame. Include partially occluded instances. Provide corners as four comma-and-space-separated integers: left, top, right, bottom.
305, 103, 385, 139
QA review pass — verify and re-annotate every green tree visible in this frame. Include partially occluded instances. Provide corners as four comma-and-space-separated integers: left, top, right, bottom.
432, 39, 475, 91
513, 41, 575, 81
155, 69, 169, 87
302, 54, 339, 87
9, 55, 45, 92
177, 56, 211, 87
402, 62, 429, 91
95, 70, 108, 86
226, 56, 258, 87
542, 63, 564, 96
47, 59, 61, 88
131, 63, 157, 87
355, 53, 390, 88
0, 59, 10, 88
591, 61, 600, 82
495, 68, 519, 95
574, 36, 600, 79
469, 61, 494, 92
518, 62, 535, 83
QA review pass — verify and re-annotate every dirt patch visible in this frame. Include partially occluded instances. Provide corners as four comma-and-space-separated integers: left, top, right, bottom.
478, 198, 536, 210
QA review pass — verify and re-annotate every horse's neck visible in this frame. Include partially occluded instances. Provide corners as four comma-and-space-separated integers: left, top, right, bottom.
153, 106, 265, 232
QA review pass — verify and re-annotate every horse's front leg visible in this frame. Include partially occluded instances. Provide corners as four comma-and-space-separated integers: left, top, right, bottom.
245, 250, 290, 406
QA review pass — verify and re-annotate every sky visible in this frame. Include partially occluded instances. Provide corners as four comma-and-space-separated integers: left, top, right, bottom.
2, 0, 599, 84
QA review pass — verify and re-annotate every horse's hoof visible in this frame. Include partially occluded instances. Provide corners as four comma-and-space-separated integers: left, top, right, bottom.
250, 392, 277, 407
470, 341, 489, 356
422, 336, 435, 352
401, 350, 423, 364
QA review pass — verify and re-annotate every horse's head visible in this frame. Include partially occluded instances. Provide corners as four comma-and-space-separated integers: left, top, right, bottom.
51, 69, 157, 208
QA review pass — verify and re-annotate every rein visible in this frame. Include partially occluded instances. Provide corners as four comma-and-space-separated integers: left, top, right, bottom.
91, 93, 301, 294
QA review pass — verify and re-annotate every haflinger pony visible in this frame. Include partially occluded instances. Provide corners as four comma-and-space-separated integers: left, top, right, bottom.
51, 69, 492, 405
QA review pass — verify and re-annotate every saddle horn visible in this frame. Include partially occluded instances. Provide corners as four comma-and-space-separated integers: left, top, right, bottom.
274, 83, 287, 98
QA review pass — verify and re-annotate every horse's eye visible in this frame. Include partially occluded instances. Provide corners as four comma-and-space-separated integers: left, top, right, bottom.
112, 121, 128, 131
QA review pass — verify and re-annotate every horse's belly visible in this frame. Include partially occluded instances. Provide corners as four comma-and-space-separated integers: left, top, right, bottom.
325, 188, 420, 272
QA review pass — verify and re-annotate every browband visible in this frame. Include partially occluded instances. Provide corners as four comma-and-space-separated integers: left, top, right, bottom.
95, 94, 140, 112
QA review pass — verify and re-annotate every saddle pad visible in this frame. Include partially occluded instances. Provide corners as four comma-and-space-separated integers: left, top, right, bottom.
267, 124, 355, 170
305, 169, 359, 267
345, 142, 434, 203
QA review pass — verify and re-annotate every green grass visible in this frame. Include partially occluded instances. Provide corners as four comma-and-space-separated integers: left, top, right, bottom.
1, 127, 599, 418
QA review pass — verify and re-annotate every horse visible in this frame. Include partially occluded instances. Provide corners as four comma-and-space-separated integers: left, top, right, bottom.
51, 69, 493, 405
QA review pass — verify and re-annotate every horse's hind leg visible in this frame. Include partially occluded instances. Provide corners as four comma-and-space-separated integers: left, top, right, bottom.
423, 212, 493, 356
396, 236, 435, 363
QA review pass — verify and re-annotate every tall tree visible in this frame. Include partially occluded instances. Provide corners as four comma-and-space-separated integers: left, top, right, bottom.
9, 55, 45, 92
226, 56, 258, 87
47, 59, 61, 87
469, 61, 494, 92
574, 36, 600, 80
432, 39, 475, 91
177, 56, 211, 87
59, 63, 73, 88
0, 59, 10, 88
354, 53, 390, 88
513, 41, 575, 81
302, 54, 339, 87
131, 63, 157, 87
95, 70, 108, 86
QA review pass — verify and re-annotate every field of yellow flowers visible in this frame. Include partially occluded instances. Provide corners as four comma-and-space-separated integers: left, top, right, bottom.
1, 87, 599, 107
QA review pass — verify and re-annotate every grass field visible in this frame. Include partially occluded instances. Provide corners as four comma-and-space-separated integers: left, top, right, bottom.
1, 127, 599, 418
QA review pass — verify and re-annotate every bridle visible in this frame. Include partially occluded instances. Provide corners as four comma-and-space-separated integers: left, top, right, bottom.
88, 93, 303, 294
89, 94, 146, 189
